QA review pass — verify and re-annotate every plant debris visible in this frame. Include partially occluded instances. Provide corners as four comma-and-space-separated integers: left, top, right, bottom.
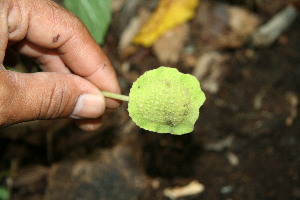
163, 181, 205, 200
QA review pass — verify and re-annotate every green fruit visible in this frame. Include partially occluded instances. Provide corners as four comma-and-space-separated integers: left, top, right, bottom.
128, 66, 205, 135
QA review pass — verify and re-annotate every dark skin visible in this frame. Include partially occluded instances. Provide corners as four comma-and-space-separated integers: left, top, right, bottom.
0, 0, 121, 130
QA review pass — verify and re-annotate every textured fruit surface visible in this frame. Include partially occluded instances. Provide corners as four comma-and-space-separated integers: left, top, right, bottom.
128, 67, 205, 135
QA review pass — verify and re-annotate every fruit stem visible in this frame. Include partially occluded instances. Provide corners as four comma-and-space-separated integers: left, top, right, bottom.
102, 91, 129, 102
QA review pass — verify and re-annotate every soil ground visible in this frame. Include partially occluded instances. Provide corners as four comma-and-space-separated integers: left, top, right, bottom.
1, 0, 300, 200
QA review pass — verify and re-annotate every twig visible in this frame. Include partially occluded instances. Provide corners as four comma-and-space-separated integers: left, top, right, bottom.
252, 5, 298, 47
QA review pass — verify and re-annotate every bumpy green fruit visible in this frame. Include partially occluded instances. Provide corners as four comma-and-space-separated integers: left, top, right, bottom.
128, 67, 205, 135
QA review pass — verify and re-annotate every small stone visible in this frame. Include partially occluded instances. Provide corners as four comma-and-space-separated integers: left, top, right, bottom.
220, 185, 235, 194
163, 181, 205, 200
226, 152, 239, 167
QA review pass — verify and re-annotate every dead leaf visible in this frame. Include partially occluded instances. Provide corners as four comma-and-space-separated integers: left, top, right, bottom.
133, 0, 199, 47
227, 6, 260, 47
119, 9, 150, 53
194, 1, 259, 49
153, 23, 190, 64
193, 51, 229, 94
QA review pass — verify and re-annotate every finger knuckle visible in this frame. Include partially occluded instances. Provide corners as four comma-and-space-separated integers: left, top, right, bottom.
40, 75, 73, 119
0, 71, 20, 126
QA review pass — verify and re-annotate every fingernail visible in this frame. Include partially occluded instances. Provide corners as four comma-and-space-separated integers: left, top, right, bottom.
70, 94, 105, 119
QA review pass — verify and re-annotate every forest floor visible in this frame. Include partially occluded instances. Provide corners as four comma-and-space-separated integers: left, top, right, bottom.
1, 0, 300, 200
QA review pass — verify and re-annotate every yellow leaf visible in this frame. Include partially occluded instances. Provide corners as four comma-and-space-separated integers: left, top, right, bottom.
133, 0, 199, 47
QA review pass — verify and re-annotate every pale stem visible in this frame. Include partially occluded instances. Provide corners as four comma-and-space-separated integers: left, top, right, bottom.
102, 91, 129, 102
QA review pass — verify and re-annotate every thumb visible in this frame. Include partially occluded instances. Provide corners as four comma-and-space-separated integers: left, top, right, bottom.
0, 70, 105, 126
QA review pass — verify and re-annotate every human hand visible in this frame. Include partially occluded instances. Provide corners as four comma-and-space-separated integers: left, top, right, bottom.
0, 0, 120, 130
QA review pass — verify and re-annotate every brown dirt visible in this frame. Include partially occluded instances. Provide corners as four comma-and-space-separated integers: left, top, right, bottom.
1, 1, 300, 200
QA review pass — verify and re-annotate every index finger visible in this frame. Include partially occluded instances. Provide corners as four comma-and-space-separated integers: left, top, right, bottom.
13, 0, 120, 108
60, 32, 121, 108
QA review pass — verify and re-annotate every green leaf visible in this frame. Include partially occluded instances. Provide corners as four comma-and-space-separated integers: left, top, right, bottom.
0, 187, 9, 200
128, 67, 206, 135
63, 0, 111, 44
